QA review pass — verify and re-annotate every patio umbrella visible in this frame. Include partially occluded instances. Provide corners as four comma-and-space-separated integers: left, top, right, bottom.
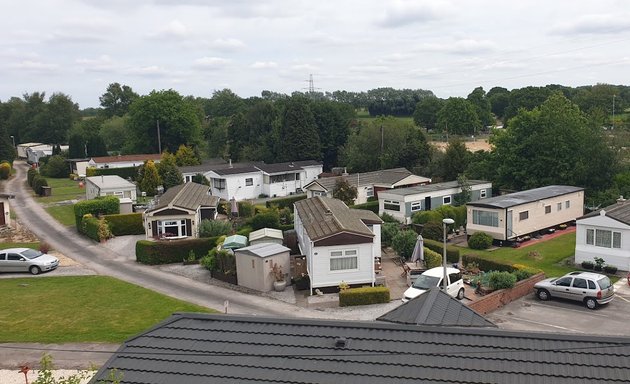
410, 234, 424, 264
230, 196, 238, 218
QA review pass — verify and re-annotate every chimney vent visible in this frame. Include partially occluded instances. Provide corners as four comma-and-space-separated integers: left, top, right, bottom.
617, 195, 626, 204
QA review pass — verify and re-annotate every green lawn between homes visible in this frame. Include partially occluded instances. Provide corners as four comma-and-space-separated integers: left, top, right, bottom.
37, 177, 85, 204
45, 204, 76, 227
460, 232, 578, 278
0, 242, 40, 250
0, 276, 216, 343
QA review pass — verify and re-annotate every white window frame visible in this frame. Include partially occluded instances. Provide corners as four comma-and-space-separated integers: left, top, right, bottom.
472, 209, 499, 227
383, 200, 400, 211
480, 189, 487, 198
329, 249, 359, 272
443, 196, 452, 205
410, 201, 422, 212
587, 228, 622, 249
159, 219, 187, 237
312, 190, 326, 197
245, 178, 253, 187
366, 186, 374, 198
565, 200, 570, 209
557, 202, 562, 211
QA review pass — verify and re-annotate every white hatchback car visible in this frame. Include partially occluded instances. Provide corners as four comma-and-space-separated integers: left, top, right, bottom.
0, 248, 59, 275
402, 266, 465, 302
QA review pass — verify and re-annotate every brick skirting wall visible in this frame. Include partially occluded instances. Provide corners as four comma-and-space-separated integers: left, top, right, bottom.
468, 272, 546, 315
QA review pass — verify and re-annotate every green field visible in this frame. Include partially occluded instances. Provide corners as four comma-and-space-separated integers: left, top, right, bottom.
459, 232, 577, 277
0, 276, 216, 343
37, 177, 85, 204
0, 242, 39, 250
355, 109, 415, 124
45, 204, 76, 227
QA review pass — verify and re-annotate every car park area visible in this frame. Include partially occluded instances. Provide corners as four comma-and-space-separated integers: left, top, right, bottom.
486, 278, 630, 336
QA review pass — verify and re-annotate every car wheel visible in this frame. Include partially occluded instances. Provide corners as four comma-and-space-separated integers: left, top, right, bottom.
29, 266, 41, 275
585, 297, 598, 310
536, 289, 550, 301
456, 288, 465, 300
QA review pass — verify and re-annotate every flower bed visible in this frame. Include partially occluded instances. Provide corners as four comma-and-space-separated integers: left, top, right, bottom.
468, 272, 545, 315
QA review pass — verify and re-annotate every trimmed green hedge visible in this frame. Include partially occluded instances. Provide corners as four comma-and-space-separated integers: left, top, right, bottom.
423, 238, 460, 264
462, 254, 515, 273
136, 237, 220, 265
86, 166, 139, 180
351, 200, 379, 214
80, 216, 101, 242
339, 286, 390, 307
104, 213, 144, 236
265, 195, 306, 210
74, 196, 120, 228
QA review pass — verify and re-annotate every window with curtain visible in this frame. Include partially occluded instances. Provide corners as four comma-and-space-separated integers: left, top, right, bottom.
330, 249, 358, 271
588, 228, 621, 248
472, 210, 499, 227
384, 200, 400, 211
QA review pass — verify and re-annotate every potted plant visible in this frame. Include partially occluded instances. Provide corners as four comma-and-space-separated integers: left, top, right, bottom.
292, 273, 310, 290
271, 262, 286, 292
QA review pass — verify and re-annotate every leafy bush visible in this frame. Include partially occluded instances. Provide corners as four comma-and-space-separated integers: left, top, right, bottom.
87, 166, 139, 181
80, 215, 101, 241
339, 286, 390, 306
136, 237, 220, 265
0, 161, 10, 180
249, 210, 280, 230
32, 175, 49, 196
487, 271, 517, 290
604, 265, 618, 274
265, 195, 306, 210
462, 254, 515, 273
103, 213, 144, 235
200, 252, 215, 270
412, 210, 443, 225
27, 168, 38, 186
468, 232, 493, 250
40, 155, 68, 178
392, 230, 418, 260
423, 238, 459, 264
421, 221, 443, 241
512, 269, 534, 281
351, 200, 379, 214
452, 205, 467, 228
74, 196, 120, 228
203, 248, 237, 283
198, 219, 232, 238
236, 225, 254, 237
380, 212, 399, 223
381, 222, 400, 246
581, 260, 594, 269
424, 248, 442, 269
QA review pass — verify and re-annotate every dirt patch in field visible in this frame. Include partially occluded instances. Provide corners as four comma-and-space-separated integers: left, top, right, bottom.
431, 140, 492, 152
0, 221, 39, 243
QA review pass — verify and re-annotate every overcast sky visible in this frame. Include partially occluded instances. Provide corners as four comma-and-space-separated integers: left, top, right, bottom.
1, 0, 629, 108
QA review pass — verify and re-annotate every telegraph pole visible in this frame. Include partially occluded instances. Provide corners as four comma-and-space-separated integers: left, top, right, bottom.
156, 119, 162, 154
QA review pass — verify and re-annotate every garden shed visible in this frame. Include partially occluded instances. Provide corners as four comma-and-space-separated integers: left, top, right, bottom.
223, 234, 248, 250
235, 243, 290, 292
249, 228, 284, 245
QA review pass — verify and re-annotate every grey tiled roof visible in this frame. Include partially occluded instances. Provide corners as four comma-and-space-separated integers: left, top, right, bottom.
377, 287, 496, 327
311, 167, 428, 190
380, 180, 490, 197
148, 182, 219, 213
211, 166, 261, 176
579, 201, 630, 225
91, 312, 630, 384
255, 160, 321, 174
86, 175, 135, 189
179, 160, 321, 176
467, 185, 584, 209
294, 196, 382, 240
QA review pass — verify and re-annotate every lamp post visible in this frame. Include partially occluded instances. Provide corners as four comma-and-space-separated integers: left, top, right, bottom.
442, 218, 455, 291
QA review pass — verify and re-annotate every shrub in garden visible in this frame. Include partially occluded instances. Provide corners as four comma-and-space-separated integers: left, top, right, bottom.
412, 210, 442, 225
351, 200, 379, 214
40, 155, 68, 178
581, 260, 594, 270
380, 212, 399, 223
512, 269, 534, 281
381, 222, 400, 246
603, 265, 618, 274
136, 237, 220, 265
32, 175, 49, 196
80, 215, 101, 242
392, 230, 418, 260
487, 271, 517, 290
103, 213, 144, 235
462, 254, 515, 273
0, 161, 10, 180
198, 219, 232, 238
74, 196, 120, 228
265, 195, 306, 210
421, 221, 443, 241
249, 210, 280, 230
27, 168, 38, 186
339, 286, 390, 307
593, 257, 605, 271
467, 232, 493, 250
423, 238, 460, 264
424, 248, 442, 269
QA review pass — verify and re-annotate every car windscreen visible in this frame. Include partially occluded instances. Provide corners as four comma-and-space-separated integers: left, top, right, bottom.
597, 277, 612, 290
412, 275, 441, 290
21, 249, 43, 259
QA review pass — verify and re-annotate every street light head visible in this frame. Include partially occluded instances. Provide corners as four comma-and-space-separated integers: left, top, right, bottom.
442, 218, 455, 225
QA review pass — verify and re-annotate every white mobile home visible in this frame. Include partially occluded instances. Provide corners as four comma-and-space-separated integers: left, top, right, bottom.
16, 143, 42, 159
378, 180, 492, 224
85, 175, 138, 202
466, 185, 584, 241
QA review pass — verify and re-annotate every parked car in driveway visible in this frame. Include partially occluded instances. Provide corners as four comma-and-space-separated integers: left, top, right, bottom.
402, 267, 465, 302
534, 271, 614, 309
0, 248, 59, 275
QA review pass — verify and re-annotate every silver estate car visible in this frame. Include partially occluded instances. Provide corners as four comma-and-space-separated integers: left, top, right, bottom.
534, 271, 614, 309
0, 248, 59, 275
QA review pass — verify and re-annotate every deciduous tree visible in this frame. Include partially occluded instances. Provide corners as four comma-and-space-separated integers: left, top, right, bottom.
99, 83, 139, 117
436, 97, 480, 135
332, 178, 358, 206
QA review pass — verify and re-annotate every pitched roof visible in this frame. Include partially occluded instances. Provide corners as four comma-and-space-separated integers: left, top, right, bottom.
294, 196, 382, 240
248, 227, 284, 242
179, 160, 322, 176
148, 182, 219, 213
235, 243, 290, 258
380, 180, 490, 197
310, 168, 429, 191
467, 185, 584, 209
578, 200, 630, 226
255, 160, 322, 174
92, 312, 630, 384
377, 287, 496, 327
86, 175, 135, 189
211, 166, 261, 176
90, 153, 162, 164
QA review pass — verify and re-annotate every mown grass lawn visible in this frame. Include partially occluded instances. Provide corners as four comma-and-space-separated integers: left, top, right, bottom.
0, 276, 216, 343
459, 232, 577, 277
37, 177, 85, 204
45, 204, 76, 227
0, 242, 39, 250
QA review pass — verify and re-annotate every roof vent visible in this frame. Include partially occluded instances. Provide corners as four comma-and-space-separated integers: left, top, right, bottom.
617, 195, 626, 204
325, 209, 333, 215
334, 337, 348, 348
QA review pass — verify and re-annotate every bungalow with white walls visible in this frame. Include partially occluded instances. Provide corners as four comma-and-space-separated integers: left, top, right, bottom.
575, 200, 630, 271
256, 160, 321, 198
466, 185, 584, 242
17, 143, 42, 159
85, 175, 137, 202
206, 165, 264, 201
143, 182, 219, 239
304, 168, 431, 205
88, 154, 161, 169
0, 194, 13, 227
294, 196, 383, 293
378, 180, 493, 224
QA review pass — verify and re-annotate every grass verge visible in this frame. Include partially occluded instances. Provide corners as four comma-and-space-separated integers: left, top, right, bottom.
0, 242, 39, 250
45, 204, 76, 227
0, 275, 216, 343
37, 177, 84, 204
460, 232, 577, 277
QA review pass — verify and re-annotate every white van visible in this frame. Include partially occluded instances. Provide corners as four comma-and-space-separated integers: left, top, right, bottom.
402, 266, 465, 302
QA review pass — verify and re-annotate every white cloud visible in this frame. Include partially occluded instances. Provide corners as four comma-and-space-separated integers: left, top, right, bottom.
377, 0, 452, 28
76, 55, 117, 72
251, 61, 278, 69
192, 56, 231, 69
148, 19, 190, 39
348, 65, 390, 74
551, 14, 630, 35
211, 38, 246, 51
418, 39, 496, 55
9, 60, 58, 72
124, 65, 168, 76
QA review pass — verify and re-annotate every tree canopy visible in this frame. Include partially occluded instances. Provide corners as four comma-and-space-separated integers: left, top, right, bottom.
99, 83, 139, 118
